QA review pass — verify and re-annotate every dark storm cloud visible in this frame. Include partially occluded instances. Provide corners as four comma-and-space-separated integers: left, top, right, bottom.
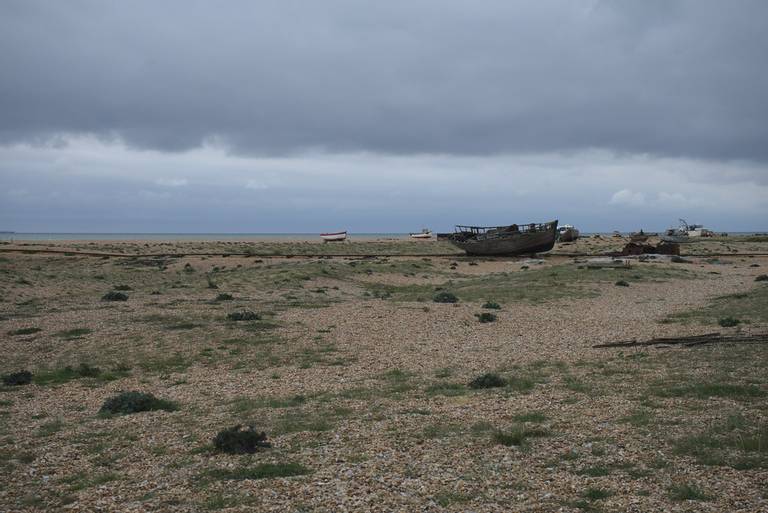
1, 0, 767, 160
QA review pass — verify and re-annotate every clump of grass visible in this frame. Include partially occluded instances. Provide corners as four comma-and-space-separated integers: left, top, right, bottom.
425, 382, 467, 397
482, 301, 501, 309
755, 274, 768, 282
514, 411, 547, 423
213, 425, 271, 454
206, 275, 219, 289
37, 418, 64, 437
615, 280, 630, 287
99, 391, 177, 415
582, 487, 612, 500
227, 310, 261, 321
668, 483, 710, 501
205, 462, 309, 480
718, 317, 741, 327
475, 312, 497, 323
41, 363, 127, 385
56, 328, 92, 340
113, 284, 132, 291
8, 327, 42, 336
433, 291, 458, 303
3, 370, 33, 386
101, 291, 128, 302
468, 373, 507, 389
493, 425, 548, 446
215, 293, 234, 301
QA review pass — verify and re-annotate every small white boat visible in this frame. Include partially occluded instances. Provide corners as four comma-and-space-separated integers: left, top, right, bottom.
320, 231, 347, 242
409, 228, 432, 239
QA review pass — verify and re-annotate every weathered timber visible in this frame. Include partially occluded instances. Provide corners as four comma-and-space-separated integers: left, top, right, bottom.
593, 332, 768, 349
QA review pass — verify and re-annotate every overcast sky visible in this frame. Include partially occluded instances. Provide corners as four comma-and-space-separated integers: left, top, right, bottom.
1, 0, 766, 232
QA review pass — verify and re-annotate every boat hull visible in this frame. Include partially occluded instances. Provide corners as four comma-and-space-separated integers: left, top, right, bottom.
448, 221, 558, 256
320, 231, 347, 242
409, 233, 432, 239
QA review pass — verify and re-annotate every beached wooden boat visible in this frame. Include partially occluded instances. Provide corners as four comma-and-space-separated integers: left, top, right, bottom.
447, 220, 558, 256
320, 231, 347, 242
409, 228, 432, 239
557, 224, 580, 242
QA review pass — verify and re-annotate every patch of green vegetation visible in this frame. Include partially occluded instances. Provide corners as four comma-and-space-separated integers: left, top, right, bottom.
382, 368, 415, 383
718, 317, 741, 327
8, 327, 42, 336
34, 363, 124, 385
668, 483, 711, 501
563, 375, 591, 393
138, 352, 191, 374
514, 411, 547, 423
482, 301, 501, 309
227, 310, 261, 321
230, 394, 307, 413
204, 462, 310, 480
212, 425, 270, 454
433, 291, 458, 303
296, 343, 345, 368
99, 391, 177, 415
664, 286, 768, 325
425, 382, 467, 397
272, 408, 345, 435
37, 418, 64, 437
365, 264, 695, 305
582, 487, 612, 500
423, 422, 464, 439
434, 491, 476, 507
202, 493, 255, 510
101, 291, 128, 301
672, 414, 768, 469
493, 425, 548, 447
621, 408, 654, 427
577, 466, 610, 477
60, 471, 120, 491
652, 382, 765, 400
475, 312, 497, 323
165, 322, 202, 330
468, 373, 507, 389
55, 327, 93, 340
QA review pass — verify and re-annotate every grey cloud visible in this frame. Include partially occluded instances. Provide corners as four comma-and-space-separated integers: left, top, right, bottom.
1, 0, 767, 161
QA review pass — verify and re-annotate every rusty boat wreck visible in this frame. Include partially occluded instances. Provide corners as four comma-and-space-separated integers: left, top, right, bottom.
447, 220, 559, 256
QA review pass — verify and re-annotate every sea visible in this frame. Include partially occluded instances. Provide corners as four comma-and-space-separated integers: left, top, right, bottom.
1, 231, 765, 242
0, 233, 411, 241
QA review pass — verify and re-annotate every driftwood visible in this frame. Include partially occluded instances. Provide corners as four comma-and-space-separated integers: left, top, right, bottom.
593, 332, 768, 349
